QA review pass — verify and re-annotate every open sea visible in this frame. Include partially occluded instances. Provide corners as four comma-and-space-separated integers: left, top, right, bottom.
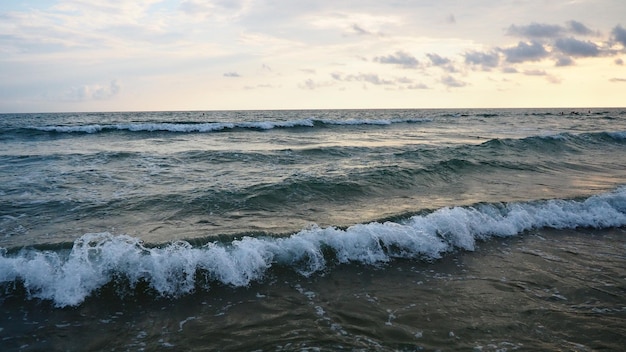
0, 108, 625, 351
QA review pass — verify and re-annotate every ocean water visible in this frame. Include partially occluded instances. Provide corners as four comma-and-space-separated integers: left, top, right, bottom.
0, 108, 625, 351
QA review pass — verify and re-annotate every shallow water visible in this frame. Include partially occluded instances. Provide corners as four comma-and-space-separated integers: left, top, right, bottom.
1, 227, 624, 351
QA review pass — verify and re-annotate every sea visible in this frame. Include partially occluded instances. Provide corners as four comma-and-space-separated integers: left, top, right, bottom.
0, 108, 625, 351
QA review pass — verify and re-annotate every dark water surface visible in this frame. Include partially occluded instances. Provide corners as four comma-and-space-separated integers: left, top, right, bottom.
1, 108, 625, 350
2, 227, 624, 351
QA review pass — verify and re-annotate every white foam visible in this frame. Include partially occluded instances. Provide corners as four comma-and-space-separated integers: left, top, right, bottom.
37, 125, 104, 133
33, 117, 430, 134
1, 188, 624, 307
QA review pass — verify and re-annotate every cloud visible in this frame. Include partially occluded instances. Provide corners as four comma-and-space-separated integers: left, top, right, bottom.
224, 72, 241, 77
464, 51, 499, 69
351, 24, 374, 36
179, 0, 251, 21
426, 53, 451, 66
407, 83, 429, 89
426, 53, 457, 72
62, 80, 120, 101
298, 79, 336, 90
555, 56, 575, 66
244, 84, 278, 90
446, 14, 456, 24
523, 69, 547, 76
331, 72, 394, 85
506, 21, 597, 38
616, 58, 624, 65
554, 37, 599, 57
507, 23, 563, 38
501, 41, 549, 63
374, 51, 419, 68
501, 67, 518, 73
611, 25, 626, 46
299, 79, 317, 90
609, 78, 626, 82
566, 20, 597, 36
308, 12, 398, 37
441, 75, 467, 88
331, 72, 424, 88
522, 70, 561, 83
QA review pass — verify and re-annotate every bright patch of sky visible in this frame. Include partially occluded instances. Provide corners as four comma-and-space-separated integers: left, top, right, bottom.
1, 0, 625, 112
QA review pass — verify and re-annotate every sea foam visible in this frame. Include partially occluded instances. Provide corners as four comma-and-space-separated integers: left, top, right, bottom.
1, 188, 624, 307
32, 117, 431, 134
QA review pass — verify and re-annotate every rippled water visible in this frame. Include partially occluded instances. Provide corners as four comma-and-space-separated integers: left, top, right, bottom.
0, 108, 625, 350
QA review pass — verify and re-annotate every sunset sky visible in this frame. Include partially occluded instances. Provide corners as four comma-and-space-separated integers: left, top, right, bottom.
1, 0, 625, 112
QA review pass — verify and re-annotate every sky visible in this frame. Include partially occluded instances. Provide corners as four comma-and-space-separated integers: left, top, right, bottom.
1, 0, 625, 112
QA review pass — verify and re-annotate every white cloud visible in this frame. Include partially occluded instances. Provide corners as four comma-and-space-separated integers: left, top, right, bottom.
1, 1, 626, 111
61, 80, 121, 102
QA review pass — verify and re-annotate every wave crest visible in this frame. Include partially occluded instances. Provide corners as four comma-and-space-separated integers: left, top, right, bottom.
1, 188, 625, 307
31, 117, 432, 134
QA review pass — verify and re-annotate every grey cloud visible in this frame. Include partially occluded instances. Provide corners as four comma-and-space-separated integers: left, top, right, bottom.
446, 14, 456, 24
609, 78, 626, 82
567, 20, 596, 36
501, 41, 549, 63
245, 84, 277, 90
501, 67, 518, 73
224, 72, 241, 77
554, 37, 599, 57
523, 69, 546, 76
427, 53, 451, 66
331, 72, 393, 85
331, 73, 407, 86
611, 25, 626, 46
299, 79, 335, 90
507, 23, 563, 38
374, 51, 419, 68
616, 58, 624, 65
394, 76, 429, 89
441, 75, 467, 88
407, 83, 429, 89
351, 24, 374, 36
522, 70, 561, 84
300, 79, 317, 90
464, 51, 499, 69
555, 56, 575, 66
506, 21, 597, 38
357, 73, 394, 85
427, 53, 457, 72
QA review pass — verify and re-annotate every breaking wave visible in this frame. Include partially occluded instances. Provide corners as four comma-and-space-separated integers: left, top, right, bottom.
1, 188, 625, 307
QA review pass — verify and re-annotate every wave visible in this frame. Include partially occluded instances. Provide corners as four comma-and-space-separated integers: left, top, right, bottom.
479, 130, 626, 150
1, 188, 625, 307
26, 117, 433, 135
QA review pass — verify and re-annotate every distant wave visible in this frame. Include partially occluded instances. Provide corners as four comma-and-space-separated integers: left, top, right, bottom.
29, 117, 433, 134
1, 187, 625, 307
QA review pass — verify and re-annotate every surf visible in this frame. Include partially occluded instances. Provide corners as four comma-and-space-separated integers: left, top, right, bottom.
1, 188, 624, 307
